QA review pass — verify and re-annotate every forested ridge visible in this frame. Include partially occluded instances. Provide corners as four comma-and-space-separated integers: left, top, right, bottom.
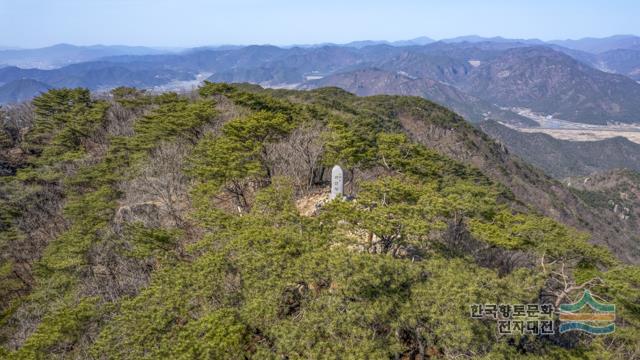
0, 83, 638, 359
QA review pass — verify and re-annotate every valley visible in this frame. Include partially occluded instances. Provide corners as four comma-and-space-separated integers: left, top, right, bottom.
517, 126, 640, 144
502, 107, 640, 143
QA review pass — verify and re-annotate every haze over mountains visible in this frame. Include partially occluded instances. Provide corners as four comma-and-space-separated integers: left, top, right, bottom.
2, 35, 640, 125
0, 44, 168, 69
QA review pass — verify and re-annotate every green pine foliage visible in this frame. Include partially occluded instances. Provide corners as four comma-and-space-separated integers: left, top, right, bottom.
0, 83, 638, 359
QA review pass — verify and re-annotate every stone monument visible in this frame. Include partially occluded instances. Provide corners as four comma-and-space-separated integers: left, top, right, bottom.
330, 165, 343, 200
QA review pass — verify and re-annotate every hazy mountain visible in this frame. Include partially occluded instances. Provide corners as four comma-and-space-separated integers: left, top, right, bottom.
0, 62, 193, 91
341, 40, 390, 48
185, 45, 244, 52
209, 65, 305, 85
299, 68, 534, 125
549, 35, 640, 54
337, 37, 435, 48
0, 43, 167, 69
0, 79, 51, 104
372, 50, 475, 84
207, 46, 370, 84
480, 120, 640, 178
441, 35, 545, 45
460, 46, 640, 124
390, 36, 435, 46
594, 49, 640, 80
549, 45, 640, 81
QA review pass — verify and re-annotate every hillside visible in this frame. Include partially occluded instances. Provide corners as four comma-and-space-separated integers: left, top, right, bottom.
595, 49, 640, 80
299, 68, 534, 125
373, 50, 476, 85
480, 120, 640, 178
0, 79, 51, 104
0, 84, 638, 358
565, 169, 640, 241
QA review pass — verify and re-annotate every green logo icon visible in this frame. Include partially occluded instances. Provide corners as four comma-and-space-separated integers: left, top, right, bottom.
559, 290, 615, 334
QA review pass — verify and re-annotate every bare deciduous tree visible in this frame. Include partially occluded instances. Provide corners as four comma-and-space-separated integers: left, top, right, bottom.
539, 255, 605, 308
2, 103, 35, 132
265, 123, 324, 192
120, 141, 191, 229
105, 101, 138, 138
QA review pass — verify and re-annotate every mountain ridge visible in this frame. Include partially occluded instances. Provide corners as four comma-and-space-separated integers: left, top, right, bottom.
298, 68, 535, 125
3, 37, 640, 127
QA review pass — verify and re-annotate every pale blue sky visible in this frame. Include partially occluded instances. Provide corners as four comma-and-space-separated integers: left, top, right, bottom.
0, 0, 638, 48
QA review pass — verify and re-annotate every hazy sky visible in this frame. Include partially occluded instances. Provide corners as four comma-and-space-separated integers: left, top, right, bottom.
0, 0, 638, 48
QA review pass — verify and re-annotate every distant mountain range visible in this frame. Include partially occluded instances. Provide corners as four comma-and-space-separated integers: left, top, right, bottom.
548, 35, 640, 53
458, 46, 640, 124
2, 35, 640, 126
0, 44, 169, 69
0, 61, 193, 90
298, 68, 535, 125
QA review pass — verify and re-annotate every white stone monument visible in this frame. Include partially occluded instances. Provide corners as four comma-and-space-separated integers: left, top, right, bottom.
330, 165, 344, 200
